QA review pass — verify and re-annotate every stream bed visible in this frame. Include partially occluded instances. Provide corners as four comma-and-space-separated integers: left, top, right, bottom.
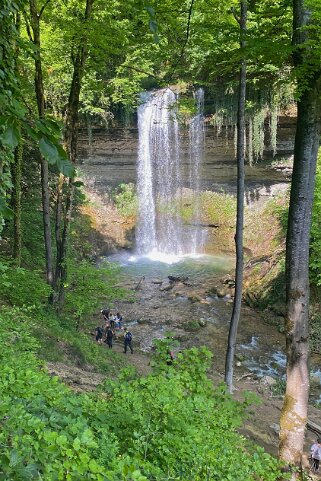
107, 251, 321, 404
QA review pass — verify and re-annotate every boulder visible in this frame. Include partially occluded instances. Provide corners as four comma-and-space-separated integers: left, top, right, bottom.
168, 275, 189, 283
261, 375, 277, 387
270, 423, 280, 436
217, 288, 227, 298
160, 283, 174, 292
188, 292, 202, 303
198, 319, 207, 327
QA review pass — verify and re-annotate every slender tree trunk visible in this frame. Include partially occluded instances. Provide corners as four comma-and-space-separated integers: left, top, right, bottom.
12, 142, 23, 265
29, 0, 54, 287
279, 1, 321, 475
54, 0, 93, 304
11, 13, 22, 266
224, 0, 247, 393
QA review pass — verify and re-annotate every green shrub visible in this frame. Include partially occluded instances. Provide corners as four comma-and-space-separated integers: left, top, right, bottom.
62, 258, 127, 330
0, 263, 52, 307
112, 183, 137, 218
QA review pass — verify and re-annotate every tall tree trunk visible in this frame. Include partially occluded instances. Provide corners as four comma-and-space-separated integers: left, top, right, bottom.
12, 142, 23, 265
11, 12, 22, 266
54, 0, 94, 304
279, 0, 321, 475
224, 0, 247, 393
29, 0, 54, 287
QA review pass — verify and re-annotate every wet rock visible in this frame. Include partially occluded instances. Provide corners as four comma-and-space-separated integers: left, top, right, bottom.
188, 292, 202, 303
217, 288, 227, 298
270, 423, 280, 436
160, 283, 174, 292
206, 286, 218, 296
198, 319, 207, 327
168, 275, 189, 283
261, 375, 277, 387
200, 299, 211, 305
222, 275, 235, 288
152, 279, 163, 285
137, 318, 150, 325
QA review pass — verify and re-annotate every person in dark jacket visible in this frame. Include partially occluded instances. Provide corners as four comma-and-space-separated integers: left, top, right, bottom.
95, 326, 103, 344
123, 328, 133, 354
105, 327, 113, 349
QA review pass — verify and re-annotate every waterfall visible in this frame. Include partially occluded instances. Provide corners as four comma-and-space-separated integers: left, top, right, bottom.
189, 88, 205, 252
136, 88, 204, 256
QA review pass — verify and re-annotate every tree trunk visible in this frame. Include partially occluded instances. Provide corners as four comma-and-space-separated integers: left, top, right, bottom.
12, 142, 23, 265
11, 12, 22, 266
29, 0, 54, 287
279, 0, 321, 475
224, 0, 247, 393
54, 0, 94, 304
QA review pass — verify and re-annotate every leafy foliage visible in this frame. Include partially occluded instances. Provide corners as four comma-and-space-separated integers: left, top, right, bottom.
62, 258, 126, 329
112, 183, 138, 219
0, 311, 286, 480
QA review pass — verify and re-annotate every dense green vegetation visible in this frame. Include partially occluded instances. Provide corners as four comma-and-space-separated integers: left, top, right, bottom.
0, 313, 287, 480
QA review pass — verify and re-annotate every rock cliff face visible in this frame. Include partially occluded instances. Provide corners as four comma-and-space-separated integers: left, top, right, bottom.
78, 116, 295, 200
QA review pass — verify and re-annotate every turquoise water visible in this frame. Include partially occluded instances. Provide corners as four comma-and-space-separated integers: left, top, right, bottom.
107, 250, 235, 281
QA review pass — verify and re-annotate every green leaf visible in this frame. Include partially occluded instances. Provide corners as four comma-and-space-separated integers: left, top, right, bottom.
0, 198, 14, 219
56, 157, 75, 178
39, 137, 59, 165
2, 123, 20, 148
149, 19, 158, 34
145, 6, 155, 17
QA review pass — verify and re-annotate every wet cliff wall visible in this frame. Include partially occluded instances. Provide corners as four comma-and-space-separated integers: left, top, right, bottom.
78, 115, 295, 201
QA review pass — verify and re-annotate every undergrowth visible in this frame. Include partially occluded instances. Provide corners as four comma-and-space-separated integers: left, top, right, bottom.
0, 318, 287, 481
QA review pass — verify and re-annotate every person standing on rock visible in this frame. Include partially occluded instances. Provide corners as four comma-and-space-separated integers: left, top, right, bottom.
105, 327, 113, 349
123, 328, 133, 354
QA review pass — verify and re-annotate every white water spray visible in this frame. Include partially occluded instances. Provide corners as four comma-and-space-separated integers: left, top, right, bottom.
136, 88, 205, 258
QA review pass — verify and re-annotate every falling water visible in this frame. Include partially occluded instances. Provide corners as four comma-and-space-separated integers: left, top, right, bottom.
189, 88, 205, 252
136, 88, 204, 257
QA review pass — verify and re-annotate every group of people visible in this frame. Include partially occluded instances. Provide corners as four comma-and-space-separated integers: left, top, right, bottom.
95, 308, 133, 354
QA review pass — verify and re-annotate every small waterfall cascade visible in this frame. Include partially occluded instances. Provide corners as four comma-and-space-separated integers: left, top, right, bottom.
189, 88, 205, 252
136, 87, 204, 257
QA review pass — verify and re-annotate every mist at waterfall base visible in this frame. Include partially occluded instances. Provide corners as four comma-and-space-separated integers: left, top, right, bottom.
135, 88, 207, 266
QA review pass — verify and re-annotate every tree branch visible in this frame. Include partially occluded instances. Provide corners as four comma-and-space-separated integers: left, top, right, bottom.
39, 0, 52, 18
179, 0, 196, 58
22, 10, 33, 42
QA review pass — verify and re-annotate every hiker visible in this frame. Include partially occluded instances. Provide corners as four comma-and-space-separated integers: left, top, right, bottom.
115, 312, 122, 329
109, 312, 115, 329
95, 325, 103, 345
310, 438, 321, 472
105, 327, 113, 349
101, 308, 110, 323
123, 328, 133, 354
